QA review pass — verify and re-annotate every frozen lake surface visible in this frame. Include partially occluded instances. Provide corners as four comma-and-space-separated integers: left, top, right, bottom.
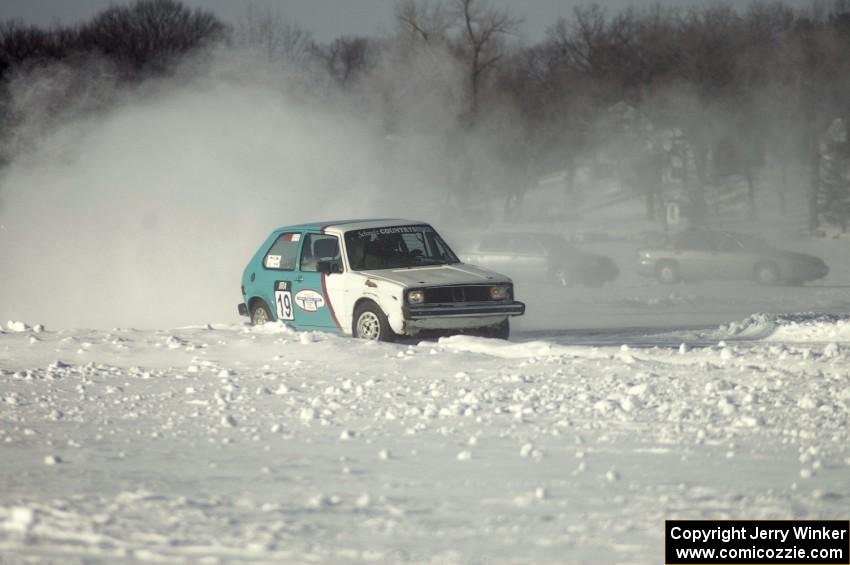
2, 316, 848, 563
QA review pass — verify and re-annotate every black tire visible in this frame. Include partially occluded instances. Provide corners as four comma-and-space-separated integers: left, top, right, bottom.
250, 300, 273, 326
481, 319, 510, 339
655, 261, 680, 285
353, 301, 395, 342
553, 267, 574, 287
754, 262, 780, 286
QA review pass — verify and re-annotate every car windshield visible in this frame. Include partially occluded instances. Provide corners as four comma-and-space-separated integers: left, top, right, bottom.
345, 224, 460, 270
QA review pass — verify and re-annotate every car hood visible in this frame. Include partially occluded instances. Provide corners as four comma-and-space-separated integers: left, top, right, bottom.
359, 263, 511, 287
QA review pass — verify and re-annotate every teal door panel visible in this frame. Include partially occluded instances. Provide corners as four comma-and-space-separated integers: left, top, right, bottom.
290, 272, 337, 329
291, 232, 343, 331
253, 231, 303, 323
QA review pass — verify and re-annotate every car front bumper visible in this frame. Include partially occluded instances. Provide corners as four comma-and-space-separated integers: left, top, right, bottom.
403, 301, 525, 320
635, 259, 656, 277
792, 262, 829, 281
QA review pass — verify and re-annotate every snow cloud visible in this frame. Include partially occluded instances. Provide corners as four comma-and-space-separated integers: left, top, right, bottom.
0, 49, 451, 328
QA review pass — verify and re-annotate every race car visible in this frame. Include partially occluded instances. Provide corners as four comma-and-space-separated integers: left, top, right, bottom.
636, 229, 829, 286
238, 219, 525, 341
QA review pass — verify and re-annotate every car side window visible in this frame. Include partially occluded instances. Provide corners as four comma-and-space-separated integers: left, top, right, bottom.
264, 232, 300, 270
299, 233, 341, 272
675, 231, 712, 251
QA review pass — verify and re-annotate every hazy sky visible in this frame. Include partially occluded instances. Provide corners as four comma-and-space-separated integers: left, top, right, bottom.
0, 0, 819, 42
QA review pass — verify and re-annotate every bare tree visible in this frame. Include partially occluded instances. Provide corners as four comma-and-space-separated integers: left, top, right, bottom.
395, 0, 453, 43
313, 36, 374, 87
234, 4, 312, 64
504, 40, 591, 207
549, 7, 637, 85
627, 5, 681, 95
80, 0, 226, 74
449, 0, 521, 124
0, 20, 80, 76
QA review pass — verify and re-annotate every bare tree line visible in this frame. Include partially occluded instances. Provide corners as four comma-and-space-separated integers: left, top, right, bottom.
2, 0, 850, 230
0, 0, 225, 77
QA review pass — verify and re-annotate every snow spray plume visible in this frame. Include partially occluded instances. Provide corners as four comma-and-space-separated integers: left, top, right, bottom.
0, 52, 392, 327
0, 40, 505, 329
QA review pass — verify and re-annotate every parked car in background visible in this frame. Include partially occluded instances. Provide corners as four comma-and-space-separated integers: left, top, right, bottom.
636, 229, 829, 285
239, 219, 525, 341
454, 231, 619, 287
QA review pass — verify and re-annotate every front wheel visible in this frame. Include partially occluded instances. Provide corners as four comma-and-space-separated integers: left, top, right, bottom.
655, 261, 680, 285
480, 319, 509, 340
553, 267, 574, 287
250, 300, 273, 326
353, 302, 395, 342
755, 263, 780, 286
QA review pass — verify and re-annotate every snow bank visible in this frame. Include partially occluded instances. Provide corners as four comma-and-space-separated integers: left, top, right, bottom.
4, 321, 45, 334
712, 313, 850, 343
432, 335, 617, 360
433, 335, 571, 359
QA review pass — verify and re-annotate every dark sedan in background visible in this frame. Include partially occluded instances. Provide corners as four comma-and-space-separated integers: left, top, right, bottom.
636, 229, 829, 285
455, 231, 619, 287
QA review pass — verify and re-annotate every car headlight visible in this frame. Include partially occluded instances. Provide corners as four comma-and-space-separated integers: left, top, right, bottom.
490, 286, 509, 300
408, 290, 425, 304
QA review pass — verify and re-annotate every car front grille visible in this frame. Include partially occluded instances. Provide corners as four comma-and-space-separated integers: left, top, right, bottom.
422, 285, 497, 304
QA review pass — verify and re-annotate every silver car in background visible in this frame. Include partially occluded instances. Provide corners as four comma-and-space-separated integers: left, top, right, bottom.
453, 231, 619, 288
636, 229, 829, 285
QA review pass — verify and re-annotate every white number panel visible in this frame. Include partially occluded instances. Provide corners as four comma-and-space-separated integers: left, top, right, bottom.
275, 290, 294, 321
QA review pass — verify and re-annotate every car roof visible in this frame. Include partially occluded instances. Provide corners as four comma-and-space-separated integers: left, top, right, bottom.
274, 219, 426, 233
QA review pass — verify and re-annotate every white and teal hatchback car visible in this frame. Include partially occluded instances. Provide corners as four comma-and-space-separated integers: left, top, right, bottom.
238, 219, 525, 341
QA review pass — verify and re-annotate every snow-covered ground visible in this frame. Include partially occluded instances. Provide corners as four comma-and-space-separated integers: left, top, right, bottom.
2, 318, 849, 564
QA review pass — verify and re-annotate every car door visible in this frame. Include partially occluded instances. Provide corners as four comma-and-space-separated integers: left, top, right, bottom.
291, 232, 343, 331
716, 234, 752, 280
254, 231, 303, 324
673, 231, 718, 280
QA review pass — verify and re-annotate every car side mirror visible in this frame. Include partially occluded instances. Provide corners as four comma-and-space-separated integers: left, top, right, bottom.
317, 261, 341, 275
